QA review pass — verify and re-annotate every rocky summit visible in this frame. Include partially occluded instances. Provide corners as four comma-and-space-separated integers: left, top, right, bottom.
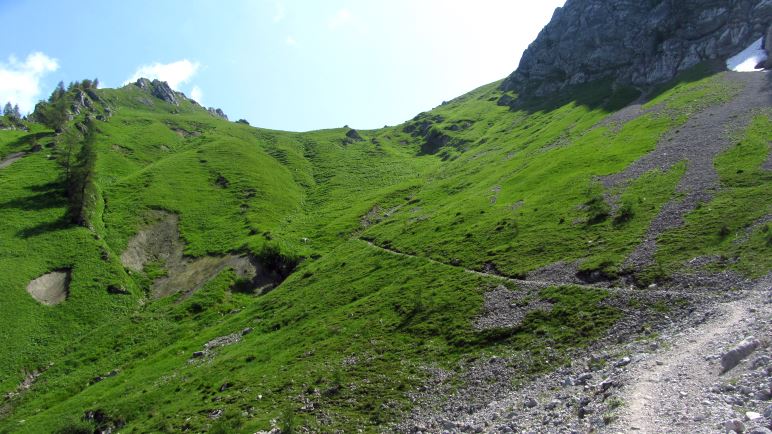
0, 1, 770, 433
502, 0, 772, 96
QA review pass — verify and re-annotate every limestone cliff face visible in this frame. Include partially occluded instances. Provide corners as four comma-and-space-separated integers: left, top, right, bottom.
502, 0, 771, 96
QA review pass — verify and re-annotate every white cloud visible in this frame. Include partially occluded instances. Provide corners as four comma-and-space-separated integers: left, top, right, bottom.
286, 36, 298, 46
190, 85, 203, 103
328, 8, 354, 29
0, 52, 59, 114
125, 59, 200, 90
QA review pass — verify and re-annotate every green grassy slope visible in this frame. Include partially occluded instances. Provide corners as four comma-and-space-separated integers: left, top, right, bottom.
0, 67, 768, 432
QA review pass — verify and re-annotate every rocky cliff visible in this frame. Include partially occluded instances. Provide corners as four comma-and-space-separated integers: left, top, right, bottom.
502, 0, 772, 96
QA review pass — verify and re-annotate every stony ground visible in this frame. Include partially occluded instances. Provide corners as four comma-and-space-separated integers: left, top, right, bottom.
396, 281, 771, 434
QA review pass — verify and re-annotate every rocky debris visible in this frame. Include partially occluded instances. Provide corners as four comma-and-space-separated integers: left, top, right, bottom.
189, 330, 246, 362
396, 288, 707, 433
207, 107, 228, 120
134, 78, 181, 105
502, 0, 771, 97
600, 72, 770, 269
2, 364, 51, 401
473, 285, 552, 330
721, 336, 761, 374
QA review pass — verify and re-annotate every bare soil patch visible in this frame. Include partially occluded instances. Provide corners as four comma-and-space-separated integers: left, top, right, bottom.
121, 211, 283, 298
26, 269, 71, 305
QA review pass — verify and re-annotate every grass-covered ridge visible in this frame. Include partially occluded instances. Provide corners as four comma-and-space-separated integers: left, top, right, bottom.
0, 68, 769, 432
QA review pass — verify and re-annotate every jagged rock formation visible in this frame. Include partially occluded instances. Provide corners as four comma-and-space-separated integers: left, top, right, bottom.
207, 107, 228, 120
502, 0, 772, 96
134, 78, 180, 105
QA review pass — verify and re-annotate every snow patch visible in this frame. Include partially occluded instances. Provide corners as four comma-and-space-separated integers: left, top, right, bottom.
726, 37, 767, 72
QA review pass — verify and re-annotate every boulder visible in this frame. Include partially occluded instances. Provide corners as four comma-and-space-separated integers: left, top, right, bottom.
345, 128, 364, 142
721, 336, 760, 374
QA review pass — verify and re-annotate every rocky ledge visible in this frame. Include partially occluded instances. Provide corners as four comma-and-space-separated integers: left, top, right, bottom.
502, 0, 772, 96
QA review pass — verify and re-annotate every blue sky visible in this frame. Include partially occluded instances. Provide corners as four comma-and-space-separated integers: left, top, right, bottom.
0, 0, 564, 131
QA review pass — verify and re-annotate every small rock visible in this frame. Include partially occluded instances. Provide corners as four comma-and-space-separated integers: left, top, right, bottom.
721, 337, 761, 374
723, 419, 745, 433
745, 411, 762, 421
575, 373, 593, 385
747, 427, 772, 434
192, 351, 205, 358
598, 378, 615, 392
764, 404, 772, 418
614, 357, 631, 367
524, 397, 538, 408
241, 327, 253, 336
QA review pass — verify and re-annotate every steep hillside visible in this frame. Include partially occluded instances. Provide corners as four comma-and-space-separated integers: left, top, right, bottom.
0, 8, 770, 434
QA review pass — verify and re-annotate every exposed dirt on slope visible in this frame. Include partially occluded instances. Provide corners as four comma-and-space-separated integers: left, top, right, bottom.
120, 211, 182, 273
600, 71, 770, 269
26, 269, 71, 305
0, 152, 26, 169
121, 211, 283, 298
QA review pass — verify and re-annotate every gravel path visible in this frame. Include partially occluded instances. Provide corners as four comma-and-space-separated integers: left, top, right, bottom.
0, 152, 26, 169
607, 288, 772, 434
601, 71, 771, 269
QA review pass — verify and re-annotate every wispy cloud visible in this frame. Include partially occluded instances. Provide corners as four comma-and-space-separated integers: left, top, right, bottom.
286, 36, 298, 46
124, 59, 200, 90
0, 52, 59, 113
328, 8, 354, 30
190, 85, 203, 103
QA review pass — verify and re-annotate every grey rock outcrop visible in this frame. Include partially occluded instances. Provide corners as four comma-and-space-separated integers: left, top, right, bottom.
207, 107, 228, 120
134, 78, 180, 105
502, 0, 772, 97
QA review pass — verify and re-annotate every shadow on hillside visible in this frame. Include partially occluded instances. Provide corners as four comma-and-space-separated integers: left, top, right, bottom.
1, 182, 67, 212
2, 180, 72, 238
505, 60, 727, 115
4, 131, 56, 151
17, 214, 72, 238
